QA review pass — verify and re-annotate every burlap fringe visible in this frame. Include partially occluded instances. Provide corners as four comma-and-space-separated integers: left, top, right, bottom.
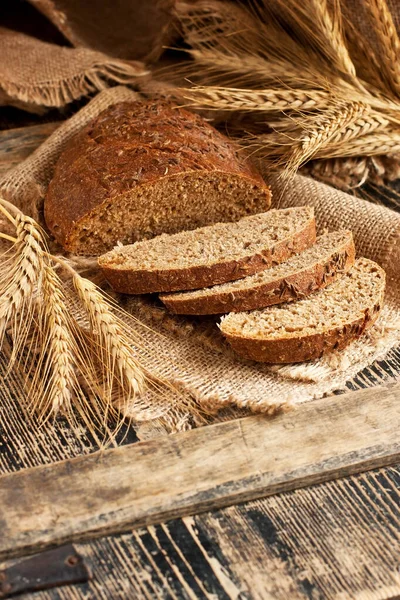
2, 60, 150, 108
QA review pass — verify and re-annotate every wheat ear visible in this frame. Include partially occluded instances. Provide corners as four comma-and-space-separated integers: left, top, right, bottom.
72, 274, 146, 407
31, 264, 77, 419
322, 129, 400, 158
307, 0, 356, 79
365, 0, 400, 97
179, 86, 333, 113
0, 211, 44, 361
284, 102, 368, 175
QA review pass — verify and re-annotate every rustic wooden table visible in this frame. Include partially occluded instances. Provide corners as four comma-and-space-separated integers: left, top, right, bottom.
0, 123, 399, 600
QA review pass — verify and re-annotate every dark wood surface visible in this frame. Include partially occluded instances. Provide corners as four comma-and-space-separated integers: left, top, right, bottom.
0, 123, 399, 600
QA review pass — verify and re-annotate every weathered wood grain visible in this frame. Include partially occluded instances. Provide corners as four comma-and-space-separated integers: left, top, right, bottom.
7, 465, 400, 600
0, 122, 58, 176
1, 383, 399, 560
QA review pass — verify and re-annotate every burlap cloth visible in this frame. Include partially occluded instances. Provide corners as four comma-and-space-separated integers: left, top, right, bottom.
0, 28, 148, 111
0, 86, 399, 437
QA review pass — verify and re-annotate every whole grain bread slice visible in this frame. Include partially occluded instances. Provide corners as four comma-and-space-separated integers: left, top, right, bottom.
160, 230, 355, 314
220, 258, 386, 363
99, 207, 316, 294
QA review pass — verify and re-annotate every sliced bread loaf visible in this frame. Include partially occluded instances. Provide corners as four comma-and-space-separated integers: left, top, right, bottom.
160, 230, 355, 314
220, 258, 386, 363
44, 100, 271, 255
99, 207, 316, 294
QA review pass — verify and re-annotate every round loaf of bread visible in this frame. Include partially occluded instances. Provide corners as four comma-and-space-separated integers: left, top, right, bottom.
44, 100, 271, 255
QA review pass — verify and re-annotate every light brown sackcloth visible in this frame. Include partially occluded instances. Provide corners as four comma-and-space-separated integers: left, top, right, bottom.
0, 28, 148, 112
0, 86, 399, 437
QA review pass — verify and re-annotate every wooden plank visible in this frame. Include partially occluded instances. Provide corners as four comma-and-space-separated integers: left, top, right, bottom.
0, 382, 399, 560
0, 122, 58, 176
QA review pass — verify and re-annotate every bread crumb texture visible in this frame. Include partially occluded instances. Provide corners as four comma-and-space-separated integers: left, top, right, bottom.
98, 207, 316, 293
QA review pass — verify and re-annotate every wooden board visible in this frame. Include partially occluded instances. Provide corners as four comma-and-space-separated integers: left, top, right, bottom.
1, 382, 399, 560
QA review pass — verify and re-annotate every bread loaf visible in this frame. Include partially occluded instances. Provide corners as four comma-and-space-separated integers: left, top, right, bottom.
160, 230, 355, 314
99, 207, 316, 294
45, 100, 271, 255
220, 258, 386, 363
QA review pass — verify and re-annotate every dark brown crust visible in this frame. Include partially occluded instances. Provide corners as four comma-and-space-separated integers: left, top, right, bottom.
222, 296, 384, 364
99, 215, 316, 294
44, 100, 270, 253
160, 235, 355, 314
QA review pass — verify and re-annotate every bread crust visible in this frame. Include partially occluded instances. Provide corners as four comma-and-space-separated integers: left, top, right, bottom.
160, 234, 355, 314
221, 294, 384, 364
99, 214, 316, 294
44, 100, 271, 253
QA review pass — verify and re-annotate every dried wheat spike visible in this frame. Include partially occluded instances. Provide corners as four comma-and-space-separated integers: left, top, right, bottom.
315, 112, 389, 156
343, 17, 386, 91
0, 213, 44, 356
325, 129, 400, 158
365, 0, 400, 97
72, 274, 147, 405
307, 0, 356, 79
32, 264, 77, 418
180, 86, 332, 113
285, 102, 368, 175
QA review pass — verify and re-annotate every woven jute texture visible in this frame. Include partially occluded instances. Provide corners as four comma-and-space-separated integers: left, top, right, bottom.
0, 27, 148, 111
0, 86, 399, 436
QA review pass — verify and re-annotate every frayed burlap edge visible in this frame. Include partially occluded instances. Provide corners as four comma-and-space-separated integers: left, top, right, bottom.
1, 60, 149, 108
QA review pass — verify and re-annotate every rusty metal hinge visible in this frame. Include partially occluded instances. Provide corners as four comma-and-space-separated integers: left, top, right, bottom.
0, 544, 91, 598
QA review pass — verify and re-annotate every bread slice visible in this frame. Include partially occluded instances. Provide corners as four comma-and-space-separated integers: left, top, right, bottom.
160, 230, 355, 314
220, 258, 386, 364
99, 207, 316, 294
44, 100, 271, 255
